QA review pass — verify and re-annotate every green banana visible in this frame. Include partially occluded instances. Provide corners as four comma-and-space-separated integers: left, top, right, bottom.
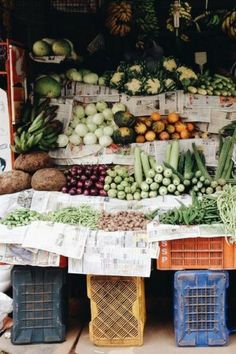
28, 112, 45, 133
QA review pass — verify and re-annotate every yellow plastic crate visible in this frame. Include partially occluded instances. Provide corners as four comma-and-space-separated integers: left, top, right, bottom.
87, 275, 146, 346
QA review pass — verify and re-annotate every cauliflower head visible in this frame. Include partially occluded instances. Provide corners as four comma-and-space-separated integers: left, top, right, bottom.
110, 72, 124, 85
125, 78, 142, 95
145, 78, 161, 95
163, 58, 177, 72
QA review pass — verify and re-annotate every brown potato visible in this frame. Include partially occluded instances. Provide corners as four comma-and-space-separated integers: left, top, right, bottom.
14, 152, 53, 173
0, 170, 31, 195
31, 168, 66, 191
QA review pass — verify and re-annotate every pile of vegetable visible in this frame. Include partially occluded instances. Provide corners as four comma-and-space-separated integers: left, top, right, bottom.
1, 208, 42, 227
32, 38, 79, 60
107, 57, 236, 97
134, 143, 186, 198
97, 211, 148, 231
168, 142, 230, 197
14, 99, 62, 153
134, 112, 196, 143
188, 73, 236, 97
104, 166, 141, 200
46, 205, 100, 230
62, 165, 108, 196
58, 101, 122, 148
66, 68, 106, 86
159, 194, 221, 225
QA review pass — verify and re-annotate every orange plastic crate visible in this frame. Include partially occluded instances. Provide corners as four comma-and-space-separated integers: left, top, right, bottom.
157, 237, 236, 270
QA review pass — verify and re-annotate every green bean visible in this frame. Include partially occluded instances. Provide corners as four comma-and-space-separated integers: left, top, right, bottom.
46, 205, 100, 230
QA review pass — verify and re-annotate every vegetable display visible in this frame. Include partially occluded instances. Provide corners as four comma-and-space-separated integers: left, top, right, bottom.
62, 165, 108, 196
97, 211, 148, 231
107, 57, 236, 97
1, 209, 42, 227
159, 195, 221, 225
104, 166, 141, 200
187, 73, 236, 97
46, 205, 100, 230
14, 99, 62, 153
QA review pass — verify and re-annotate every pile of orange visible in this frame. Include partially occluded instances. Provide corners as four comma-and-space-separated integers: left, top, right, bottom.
134, 112, 195, 143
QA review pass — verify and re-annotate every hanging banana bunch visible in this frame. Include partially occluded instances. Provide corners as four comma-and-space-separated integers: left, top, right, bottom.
105, 1, 132, 37
166, 1, 192, 42
222, 9, 236, 39
133, 0, 159, 48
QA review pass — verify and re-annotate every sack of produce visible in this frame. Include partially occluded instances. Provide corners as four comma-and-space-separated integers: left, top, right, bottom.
14, 152, 53, 173
31, 168, 66, 191
0, 170, 31, 195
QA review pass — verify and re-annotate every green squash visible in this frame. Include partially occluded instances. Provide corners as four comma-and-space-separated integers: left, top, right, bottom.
112, 127, 136, 145
114, 111, 136, 128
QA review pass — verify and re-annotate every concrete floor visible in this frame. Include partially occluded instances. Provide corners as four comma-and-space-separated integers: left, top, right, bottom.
2, 319, 236, 354
75, 321, 236, 354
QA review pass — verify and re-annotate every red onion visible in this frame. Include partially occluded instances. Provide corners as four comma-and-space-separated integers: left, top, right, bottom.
84, 180, 93, 188
61, 186, 68, 193
70, 170, 77, 177
100, 170, 107, 176
69, 188, 77, 195
76, 188, 83, 195
95, 182, 103, 190
98, 176, 105, 183
90, 175, 97, 182
83, 189, 90, 196
99, 190, 107, 197
70, 178, 77, 186
77, 167, 83, 175
90, 188, 98, 196
77, 181, 84, 188
80, 175, 87, 181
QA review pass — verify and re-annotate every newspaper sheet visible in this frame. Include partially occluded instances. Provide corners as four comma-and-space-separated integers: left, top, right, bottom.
147, 222, 231, 242
22, 221, 88, 259
68, 229, 156, 277
0, 244, 60, 266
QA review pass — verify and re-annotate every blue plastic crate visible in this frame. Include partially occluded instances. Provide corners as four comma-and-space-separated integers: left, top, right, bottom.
174, 270, 229, 347
11, 266, 67, 344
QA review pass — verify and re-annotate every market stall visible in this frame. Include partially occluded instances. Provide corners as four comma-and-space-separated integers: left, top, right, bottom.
0, 0, 236, 351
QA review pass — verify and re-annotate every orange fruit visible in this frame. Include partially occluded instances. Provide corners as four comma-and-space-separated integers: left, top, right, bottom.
180, 130, 190, 139
167, 112, 179, 124
166, 124, 175, 134
136, 135, 145, 143
171, 132, 180, 139
186, 122, 195, 132
151, 112, 161, 121
159, 131, 170, 140
145, 130, 156, 142
175, 121, 187, 133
